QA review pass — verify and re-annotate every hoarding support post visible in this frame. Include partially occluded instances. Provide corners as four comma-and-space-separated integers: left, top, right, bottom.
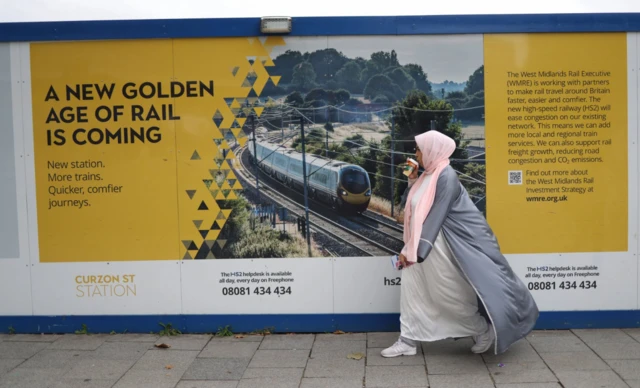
390, 112, 395, 219
251, 114, 260, 203
300, 116, 312, 257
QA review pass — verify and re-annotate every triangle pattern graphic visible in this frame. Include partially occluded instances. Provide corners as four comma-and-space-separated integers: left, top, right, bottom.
183, 251, 193, 260
224, 98, 235, 106
199, 230, 209, 239
217, 240, 227, 249
182, 240, 193, 249
226, 190, 238, 200
222, 209, 233, 218
271, 75, 281, 85
198, 201, 209, 210
188, 241, 198, 251
231, 66, 240, 76
253, 107, 264, 117
186, 190, 196, 199
193, 220, 203, 229
204, 240, 216, 249
191, 150, 201, 160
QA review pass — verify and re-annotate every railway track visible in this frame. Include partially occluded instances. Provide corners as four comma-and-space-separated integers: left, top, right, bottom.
235, 145, 399, 257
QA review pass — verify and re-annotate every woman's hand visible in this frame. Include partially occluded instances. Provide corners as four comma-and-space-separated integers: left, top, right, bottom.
398, 253, 408, 268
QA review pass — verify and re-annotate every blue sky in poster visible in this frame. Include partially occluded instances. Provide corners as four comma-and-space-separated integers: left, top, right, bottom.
270, 35, 483, 84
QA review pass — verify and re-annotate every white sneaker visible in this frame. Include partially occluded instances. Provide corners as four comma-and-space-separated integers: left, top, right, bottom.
380, 339, 417, 358
471, 324, 495, 354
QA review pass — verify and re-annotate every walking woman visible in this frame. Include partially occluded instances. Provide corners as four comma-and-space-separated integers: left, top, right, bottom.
381, 130, 538, 357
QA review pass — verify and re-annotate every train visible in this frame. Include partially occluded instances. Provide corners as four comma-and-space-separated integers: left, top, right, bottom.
247, 128, 372, 213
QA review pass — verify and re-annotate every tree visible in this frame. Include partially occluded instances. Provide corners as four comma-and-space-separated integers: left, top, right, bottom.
370, 50, 399, 70
292, 62, 317, 91
387, 67, 417, 93
464, 65, 484, 96
335, 61, 363, 93
272, 50, 303, 84
307, 48, 349, 85
324, 122, 334, 132
403, 64, 432, 95
363, 74, 403, 102
285, 91, 304, 107
305, 88, 329, 103
374, 90, 469, 204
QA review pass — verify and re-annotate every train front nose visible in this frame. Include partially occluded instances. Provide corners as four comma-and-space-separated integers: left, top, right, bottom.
340, 169, 371, 205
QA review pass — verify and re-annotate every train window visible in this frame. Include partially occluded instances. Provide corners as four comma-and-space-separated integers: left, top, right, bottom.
341, 170, 368, 193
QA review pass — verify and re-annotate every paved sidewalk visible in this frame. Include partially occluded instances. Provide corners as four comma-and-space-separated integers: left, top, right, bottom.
1, 329, 640, 387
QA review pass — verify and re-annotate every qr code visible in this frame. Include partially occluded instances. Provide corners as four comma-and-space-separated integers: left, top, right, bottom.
508, 170, 523, 185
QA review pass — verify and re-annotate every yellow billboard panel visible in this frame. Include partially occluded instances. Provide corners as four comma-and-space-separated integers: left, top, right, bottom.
30, 40, 181, 262
485, 33, 628, 254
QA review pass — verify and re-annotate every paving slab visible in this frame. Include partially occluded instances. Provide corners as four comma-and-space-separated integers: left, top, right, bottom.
242, 367, 304, 379
487, 361, 558, 384
199, 341, 260, 358
237, 376, 301, 388
64, 358, 136, 380
483, 340, 542, 364
0, 366, 66, 388
495, 384, 562, 388
299, 377, 364, 388
89, 341, 152, 360
50, 378, 118, 388
304, 357, 365, 378
248, 349, 309, 368
428, 373, 494, 388
18, 349, 89, 369
527, 335, 590, 353
367, 348, 424, 366
0, 359, 23, 376
589, 341, 640, 360
365, 365, 428, 387
571, 329, 634, 344
314, 333, 366, 342
208, 335, 264, 343
0, 341, 48, 359
182, 358, 250, 380
538, 350, 611, 372
367, 332, 400, 349
106, 333, 160, 343
555, 370, 629, 388
176, 381, 239, 388
622, 328, 640, 342
425, 354, 488, 375
259, 334, 314, 350
606, 359, 640, 380
154, 334, 212, 351
626, 380, 640, 388
311, 340, 366, 359
3, 334, 62, 343
133, 349, 199, 371
112, 368, 183, 388
527, 330, 577, 338
47, 334, 108, 350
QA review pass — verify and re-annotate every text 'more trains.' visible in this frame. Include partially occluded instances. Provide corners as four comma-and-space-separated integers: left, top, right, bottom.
248, 128, 372, 213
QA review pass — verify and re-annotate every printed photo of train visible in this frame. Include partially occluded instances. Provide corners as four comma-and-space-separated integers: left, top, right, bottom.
248, 129, 372, 213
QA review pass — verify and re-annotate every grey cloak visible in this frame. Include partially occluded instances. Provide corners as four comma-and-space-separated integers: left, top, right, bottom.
400, 165, 539, 355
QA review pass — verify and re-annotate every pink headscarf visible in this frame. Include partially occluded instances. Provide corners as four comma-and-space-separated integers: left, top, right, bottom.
402, 130, 456, 263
